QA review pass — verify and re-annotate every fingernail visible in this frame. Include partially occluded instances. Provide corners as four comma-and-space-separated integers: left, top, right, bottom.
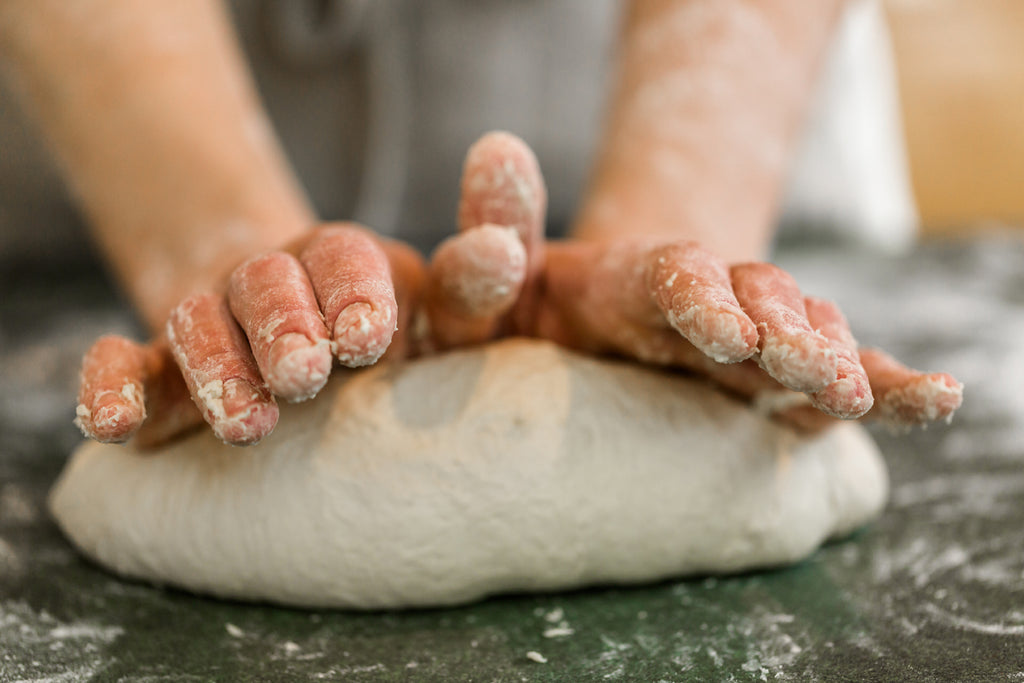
201, 378, 278, 445
811, 375, 874, 419
332, 302, 394, 367
686, 308, 757, 364
759, 337, 837, 393
266, 333, 332, 401
84, 387, 145, 442
220, 378, 268, 415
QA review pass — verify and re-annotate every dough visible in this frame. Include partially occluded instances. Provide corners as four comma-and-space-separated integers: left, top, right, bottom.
49, 338, 888, 609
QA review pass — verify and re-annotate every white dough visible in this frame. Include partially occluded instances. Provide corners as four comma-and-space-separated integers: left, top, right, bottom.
49, 339, 888, 610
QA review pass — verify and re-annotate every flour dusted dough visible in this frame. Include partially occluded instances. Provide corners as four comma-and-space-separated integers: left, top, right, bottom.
49, 339, 888, 609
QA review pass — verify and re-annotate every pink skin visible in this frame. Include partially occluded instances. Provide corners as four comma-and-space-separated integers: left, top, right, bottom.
76, 131, 963, 447
130, 346, 204, 449
228, 251, 332, 401
75, 335, 150, 443
75, 335, 204, 446
426, 132, 546, 348
24, 1, 950, 443
860, 348, 963, 425
804, 297, 873, 419
166, 293, 279, 445
430, 225, 527, 318
298, 224, 399, 368
76, 226, 429, 447
457, 132, 547, 279
59, 2, 960, 446
646, 241, 759, 364
442, 133, 960, 432
730, 263, 838, 393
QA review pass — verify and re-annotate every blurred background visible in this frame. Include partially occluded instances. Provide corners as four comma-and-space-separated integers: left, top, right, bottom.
0, 0, 1021, 268
885, 0, 1024, 233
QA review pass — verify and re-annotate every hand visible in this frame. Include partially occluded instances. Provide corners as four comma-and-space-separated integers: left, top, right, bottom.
427, 132, 963, 430
75, 131, 963, 448
75, 224, 432, 446
75, 193, 527, 447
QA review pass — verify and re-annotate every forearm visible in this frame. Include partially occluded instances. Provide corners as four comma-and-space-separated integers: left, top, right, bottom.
0, 0, 315, 331
574, 0, 845, 262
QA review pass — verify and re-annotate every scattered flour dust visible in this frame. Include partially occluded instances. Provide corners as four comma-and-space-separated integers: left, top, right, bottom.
536, 605, 576, 639
0, 600, 123, 681
196, 379, 228, 422
0, 483, 38, 525
573, 587, 823, 682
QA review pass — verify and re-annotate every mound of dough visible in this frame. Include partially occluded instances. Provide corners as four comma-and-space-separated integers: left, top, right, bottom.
49, 338, 888, 609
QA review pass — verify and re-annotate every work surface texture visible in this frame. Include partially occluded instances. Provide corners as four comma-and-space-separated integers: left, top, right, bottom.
1, 234, 1022, 681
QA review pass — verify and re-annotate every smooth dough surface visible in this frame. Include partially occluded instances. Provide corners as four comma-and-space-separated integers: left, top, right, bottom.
49, 338, 888, 610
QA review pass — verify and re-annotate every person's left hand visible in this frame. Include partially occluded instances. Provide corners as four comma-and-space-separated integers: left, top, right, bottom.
425, 132, 963, 430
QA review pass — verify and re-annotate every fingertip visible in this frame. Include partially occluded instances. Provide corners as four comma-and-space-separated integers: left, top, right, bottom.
810, 374, 874, 420
77, 335, 151, 442
859, 348, 964, 426
758, 334, 838, 393
644, 242, 757, 364
265, 332, 332, 401
431, 224, 527, 318
206, 378, 279, 446
459, 131, 547, 243
332, 301, 396, 367
879, 373, 964, 426
75, 390, 146, 443
300, 223, 399, 366
674, 305, 758, 364
463, 132, 539, 184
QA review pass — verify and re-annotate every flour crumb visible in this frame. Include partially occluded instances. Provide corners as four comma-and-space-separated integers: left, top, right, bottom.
543, 626, 575, 638
544, 607, 564, 623
225, 623, 244, 638
526, 651, 548, 663
197, 380, 227, 421
120, 380, 140, 404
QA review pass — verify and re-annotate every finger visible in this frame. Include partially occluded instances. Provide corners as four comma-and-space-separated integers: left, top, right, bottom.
167, 293, 278, 445
646, 241, 758, 363
649, 337, 838, 432
377, 238, 428, 360
426, 225, 528, 349
431, 225, 527, 319
457, 131, 546, 263
730, 262, 837, 393
859, 348, 963, 426
457, 131, 547, 335
803, 297, 873, 419
299, 223, 397, 367
228, 251, 332, 402
75, 335, 151, 442
132, 341, 204, 449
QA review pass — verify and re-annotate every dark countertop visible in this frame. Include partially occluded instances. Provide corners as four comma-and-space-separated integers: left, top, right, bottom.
2, 234, 1023, 682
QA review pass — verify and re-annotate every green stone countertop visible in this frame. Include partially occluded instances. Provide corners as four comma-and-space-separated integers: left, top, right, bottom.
2, 234, 1023, 681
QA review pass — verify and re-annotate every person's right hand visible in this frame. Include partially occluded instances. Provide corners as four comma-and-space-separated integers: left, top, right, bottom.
75, 224, 432, 447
